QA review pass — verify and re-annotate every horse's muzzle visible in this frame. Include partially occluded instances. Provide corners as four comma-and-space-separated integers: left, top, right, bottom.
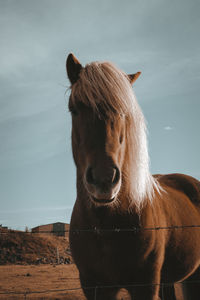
85, 165, 121, 204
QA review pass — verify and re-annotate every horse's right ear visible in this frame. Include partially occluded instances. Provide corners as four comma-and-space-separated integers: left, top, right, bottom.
66, 53, 83, 85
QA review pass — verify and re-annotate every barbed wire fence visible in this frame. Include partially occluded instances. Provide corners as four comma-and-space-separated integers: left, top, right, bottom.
2, 223, 200, 234
0, 280, 200, 299
1, 224, 200, 299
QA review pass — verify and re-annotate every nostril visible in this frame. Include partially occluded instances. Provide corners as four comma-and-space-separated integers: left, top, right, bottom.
112, 167, 120, 185
86, 167, 95, 185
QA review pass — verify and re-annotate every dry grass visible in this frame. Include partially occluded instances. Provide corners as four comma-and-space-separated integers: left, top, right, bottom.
0, 229, 71, 265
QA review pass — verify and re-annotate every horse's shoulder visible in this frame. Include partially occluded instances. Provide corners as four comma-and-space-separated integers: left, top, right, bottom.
154, 173, 200, 204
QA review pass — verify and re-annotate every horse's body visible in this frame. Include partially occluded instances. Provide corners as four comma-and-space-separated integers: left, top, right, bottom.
66, 53, 200, 300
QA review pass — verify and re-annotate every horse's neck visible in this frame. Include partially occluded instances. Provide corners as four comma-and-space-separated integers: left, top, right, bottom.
77, 194, 141, 229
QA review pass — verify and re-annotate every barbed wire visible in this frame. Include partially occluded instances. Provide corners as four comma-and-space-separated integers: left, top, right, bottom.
1, 223, 200, 235
0, 286, 82, 295
0, 280, 200, 298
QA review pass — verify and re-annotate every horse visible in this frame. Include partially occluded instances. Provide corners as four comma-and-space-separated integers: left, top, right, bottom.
66, 53, 200, 300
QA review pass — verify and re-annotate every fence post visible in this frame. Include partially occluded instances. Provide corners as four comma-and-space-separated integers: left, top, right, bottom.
56, 247, 60, 264
94, 286, 97, 300
161, 283, 164, 300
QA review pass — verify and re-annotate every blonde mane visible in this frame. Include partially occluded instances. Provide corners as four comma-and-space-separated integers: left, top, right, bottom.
70, 61, 160, 210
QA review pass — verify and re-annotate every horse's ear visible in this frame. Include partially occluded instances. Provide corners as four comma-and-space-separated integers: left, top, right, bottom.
66, 53, 83, 85
128, 72, 141, 85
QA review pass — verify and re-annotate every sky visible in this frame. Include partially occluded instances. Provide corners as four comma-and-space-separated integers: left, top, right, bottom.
0, 0, 200, 230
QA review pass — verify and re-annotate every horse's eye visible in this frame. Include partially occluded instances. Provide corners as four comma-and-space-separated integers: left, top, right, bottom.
69, 108, 78, 116
119, 134, 123, 144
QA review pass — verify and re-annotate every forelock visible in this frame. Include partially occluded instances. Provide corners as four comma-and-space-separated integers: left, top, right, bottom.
70, 61, 134, 119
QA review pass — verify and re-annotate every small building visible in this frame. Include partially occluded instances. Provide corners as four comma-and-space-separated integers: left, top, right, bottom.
0, 224, 8, 231
31, 222, 69, 237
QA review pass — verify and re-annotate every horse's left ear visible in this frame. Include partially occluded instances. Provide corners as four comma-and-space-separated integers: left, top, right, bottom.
128, 72, 141, 85
66, 53, 83, 85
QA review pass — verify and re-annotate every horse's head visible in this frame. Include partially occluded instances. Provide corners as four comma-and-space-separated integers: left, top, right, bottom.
69, 104, 124, 205
66, 54, 144, 207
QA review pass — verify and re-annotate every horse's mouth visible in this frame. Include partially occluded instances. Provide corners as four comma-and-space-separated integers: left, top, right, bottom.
91, 196, 115, 204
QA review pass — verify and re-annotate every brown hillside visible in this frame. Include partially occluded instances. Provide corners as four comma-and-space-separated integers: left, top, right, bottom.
0, 228, 71, 265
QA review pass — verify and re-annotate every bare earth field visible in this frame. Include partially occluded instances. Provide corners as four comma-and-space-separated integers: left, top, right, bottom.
0, 264, 132, 300
0, 264, 84, 300
0, 264, 184, 300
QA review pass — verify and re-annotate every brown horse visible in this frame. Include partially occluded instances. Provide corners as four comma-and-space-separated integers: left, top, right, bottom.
66, 53, 200, 300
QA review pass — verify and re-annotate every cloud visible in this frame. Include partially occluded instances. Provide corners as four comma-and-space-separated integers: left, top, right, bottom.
164, 126, 173, 131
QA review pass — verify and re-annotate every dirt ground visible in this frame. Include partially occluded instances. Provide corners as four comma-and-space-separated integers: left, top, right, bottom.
0, 264, 184, 300
0, 264, 131, 300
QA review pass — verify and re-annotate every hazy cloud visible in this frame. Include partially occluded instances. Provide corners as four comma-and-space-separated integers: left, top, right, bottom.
164, 126, 173, 131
